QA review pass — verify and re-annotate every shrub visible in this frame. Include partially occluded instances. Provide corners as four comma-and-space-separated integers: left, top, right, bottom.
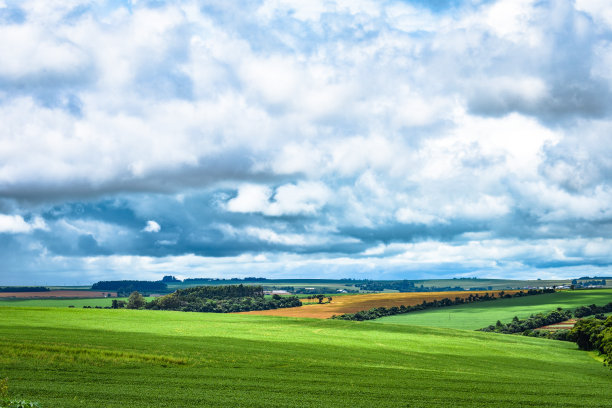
1, 400, 42, 408
0, 378, 41, 408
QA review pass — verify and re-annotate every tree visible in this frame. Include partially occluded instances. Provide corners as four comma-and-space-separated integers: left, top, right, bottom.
111, 299, 126, 309
327, 296, 333, 303
127, 291, 146, 309
316, 295, 325, 304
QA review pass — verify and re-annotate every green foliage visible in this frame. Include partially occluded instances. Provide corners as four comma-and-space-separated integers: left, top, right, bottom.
172, 284, 264, 299
570, 316, 612, 368
479, 309, 573, 334
570, 316, 612, 350
0, 287, 49, 293
111, 299, 126, 309
91, 280, 167, 294
126, 291, 146, 309
356, 280, 465, 292
0, 378, 41, 408
146, 284, 302, 313
0, 399, 41, 408
573, 302, 612, 317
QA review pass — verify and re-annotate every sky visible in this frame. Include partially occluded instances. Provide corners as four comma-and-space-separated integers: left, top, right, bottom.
2, 0, 612, 285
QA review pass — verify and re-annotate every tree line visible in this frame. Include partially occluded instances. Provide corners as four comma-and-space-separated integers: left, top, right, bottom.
182, 277, 269, 284
168, 284, 264, 300
355, 280, 466, 292
479, 309, 574, 337
570, 315, 612, 367
91, 280, 168, 294
331, 289, 555, 321
0, 286, 49, 292
111, 285, 302, 313
479, 301, 612, 335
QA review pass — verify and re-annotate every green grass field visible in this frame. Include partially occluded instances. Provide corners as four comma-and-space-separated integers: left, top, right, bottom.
1, 307, 611, 407
0, 297, 153, 308
375, 289, 612, 330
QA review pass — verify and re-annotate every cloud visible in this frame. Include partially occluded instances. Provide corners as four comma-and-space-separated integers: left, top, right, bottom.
142, 220, 161, 233
2, 0, 612, 282
0, 214, 47, 233
226, 181, 331, 216
226, 185, 272, 214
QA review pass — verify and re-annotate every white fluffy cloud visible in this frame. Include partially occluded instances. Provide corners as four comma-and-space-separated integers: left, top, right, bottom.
142, 220, 161, 233
227, 182, 331, 216
0, 214, 47, 233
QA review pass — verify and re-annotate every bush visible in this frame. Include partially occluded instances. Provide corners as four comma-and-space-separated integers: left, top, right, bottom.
0, 378, 41, 408
126, 291, 146, 309
1, 400, 41, 408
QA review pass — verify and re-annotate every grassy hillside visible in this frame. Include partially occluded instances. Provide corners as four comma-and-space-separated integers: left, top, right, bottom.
375, 289, 612, 330
1, 307, 611, 407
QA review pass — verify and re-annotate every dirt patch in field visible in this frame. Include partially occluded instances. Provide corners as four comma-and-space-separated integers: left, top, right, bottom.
240, 290, 518, 319
0, 290, 116, 299
538, 319, 578, 331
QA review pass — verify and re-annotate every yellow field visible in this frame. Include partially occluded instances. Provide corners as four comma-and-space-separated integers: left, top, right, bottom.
240, 290, 516, 319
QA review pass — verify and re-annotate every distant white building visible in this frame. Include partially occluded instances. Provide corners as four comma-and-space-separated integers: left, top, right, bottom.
264, 290, 290, 295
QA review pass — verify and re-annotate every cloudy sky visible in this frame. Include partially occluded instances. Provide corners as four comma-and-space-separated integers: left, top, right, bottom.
2, 0, 612, 284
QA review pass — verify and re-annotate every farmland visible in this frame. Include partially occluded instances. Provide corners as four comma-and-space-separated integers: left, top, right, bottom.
375, 289, 612, 330
0, 297, 153, 308
241, 290, 517, 319
1, 306, 612, 407
0, 290, 115, 299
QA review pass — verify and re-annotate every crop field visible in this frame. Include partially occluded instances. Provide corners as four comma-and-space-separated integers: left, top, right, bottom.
538, 319, 578, 331
240, 290, 517, 319
413, 278, 572, 289
0, 290, 115, 298
375, 289, 612, 330
166, 280, 363, 293
0, 297, 153, 308
1, 307, 611, 408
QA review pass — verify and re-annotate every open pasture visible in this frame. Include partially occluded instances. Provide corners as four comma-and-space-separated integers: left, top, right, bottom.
241, 290, 517, 318
1, 307, 611, 407
375, 289, 612, 330
0, 290, 115, 299
0, 297, 153, 308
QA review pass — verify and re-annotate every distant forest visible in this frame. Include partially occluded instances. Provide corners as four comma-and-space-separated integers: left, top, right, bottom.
0, 286, 50, 292
91, 280, 168, 294
356, 280, 466, 292
181, 277, 269, 283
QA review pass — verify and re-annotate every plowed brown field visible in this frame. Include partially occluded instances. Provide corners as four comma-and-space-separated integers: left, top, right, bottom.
538, 318, 578, 331
240, 290, 517, 319
0, 290, 116, 298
